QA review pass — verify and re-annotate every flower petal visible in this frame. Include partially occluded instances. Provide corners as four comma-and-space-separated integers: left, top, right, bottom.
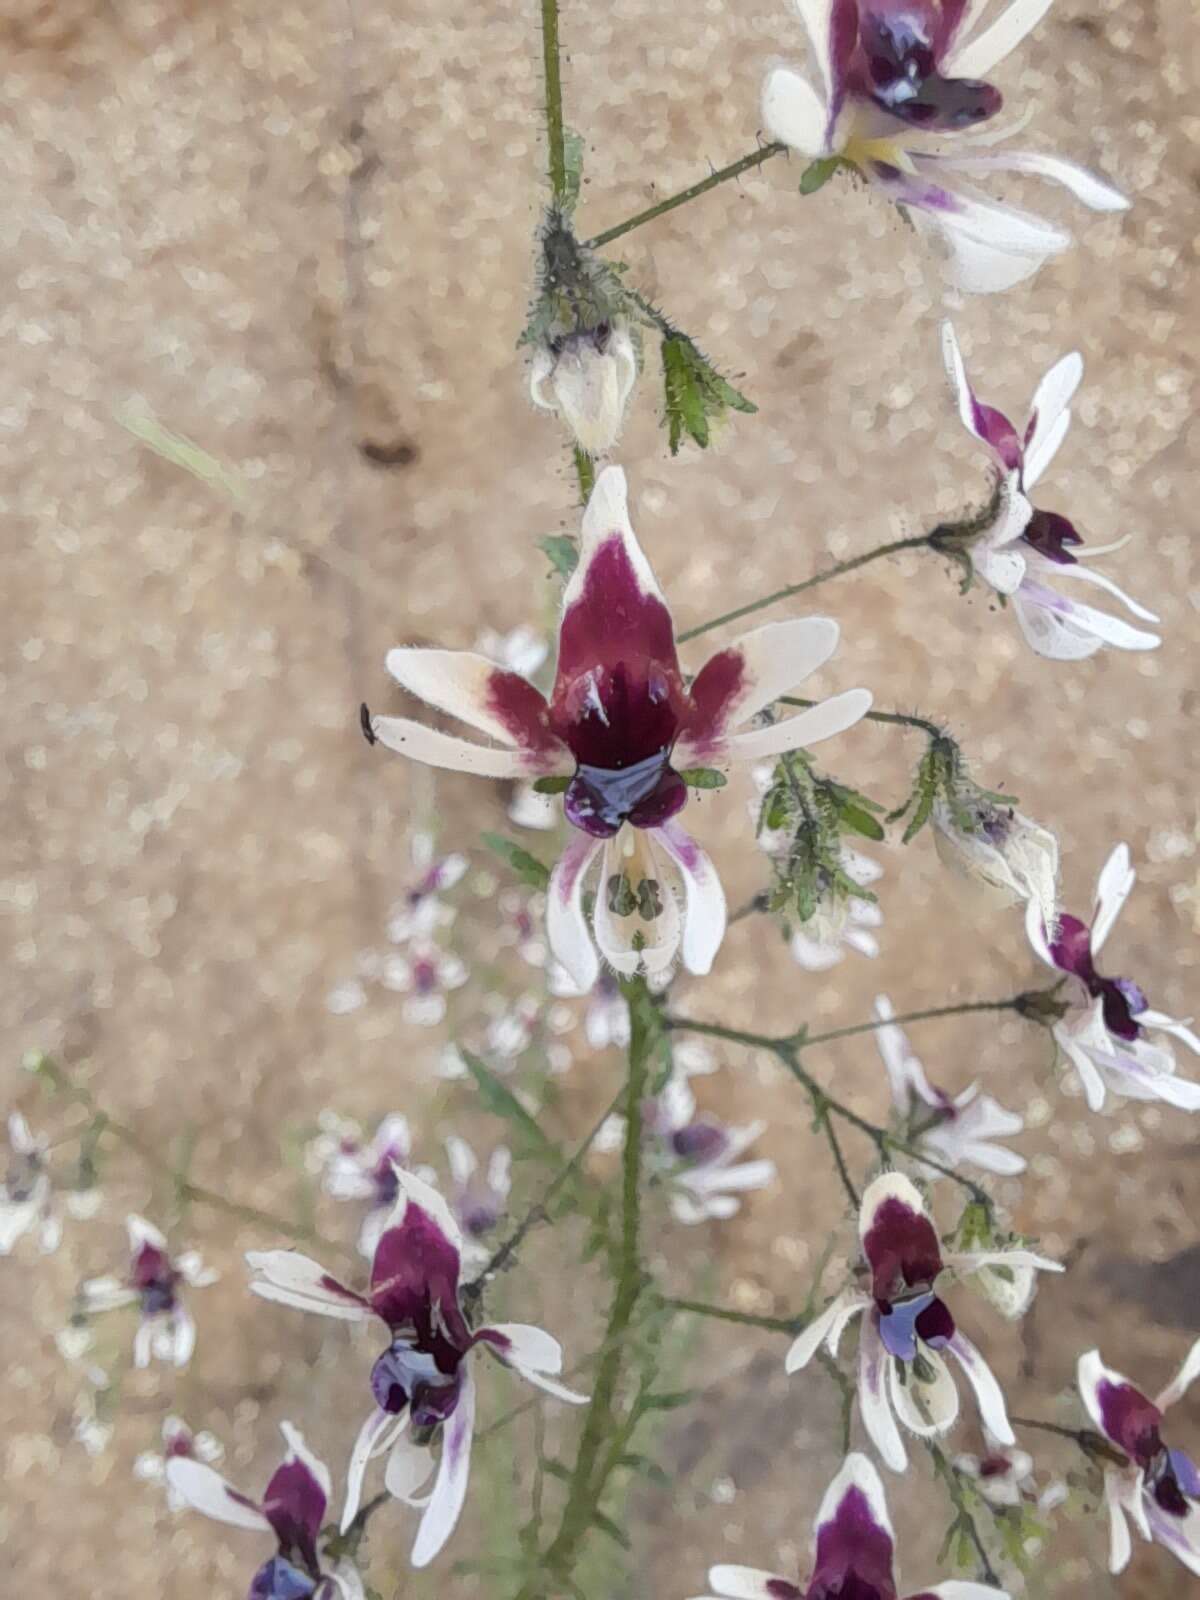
411, 1363, 477, 1568
859, 1314, 908, 1472
888, 1346, 961, 1439
385, 1431, 435, 1505
940, 322, 1023, 471
1021, 349, 1083, 486
761, 65, 829, 158
945, 1332, 1014, 1444
908, 1584, 1013, 1599
810, 1452, 896, 1595
1091, 843, 1135, 955
1103, 1468, 1134, 1573
1016, 578, 1161, 654
476, 1322, 564, 1375
1145, 1497, 1200, 1576
370, 1167, 466, 1330
593, 829, 683, 979
888, 168, 1070, 294
725, 687, 872, 763
264, 1423, 331, 1561
245, 1251, 372, 1322
385, 649, 562, 762
342, 1408, 407, 1533
1032, 556, 1160, 625
1156, 1337, 1200, 1412
785, 1288, 870, 1373
679, 617, 841, 760
166, 1458, 272, 1532
928, 149, 1129, 214
651, 822, 727, 977
547, 833, 604, 994
943, 0, 1055, 77
705, 1566, 795, 1600
369, 716, 536, 779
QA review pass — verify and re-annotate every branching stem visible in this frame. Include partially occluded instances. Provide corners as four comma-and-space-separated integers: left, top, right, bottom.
585, 143, 787, 250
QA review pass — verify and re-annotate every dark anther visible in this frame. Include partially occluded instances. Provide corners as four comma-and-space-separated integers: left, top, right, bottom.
359, 703, 377, 746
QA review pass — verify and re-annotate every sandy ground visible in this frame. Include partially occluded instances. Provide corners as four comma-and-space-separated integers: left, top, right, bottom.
2, 0, 1198, 1595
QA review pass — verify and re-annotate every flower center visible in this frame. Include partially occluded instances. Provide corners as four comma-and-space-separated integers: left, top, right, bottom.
670, 1119, 729, 1166
877, 1290, 955, 1360
370, 1338, 464, 1425
856, 9, 1001, 129
248, 1555, 319, 1600
564, 748, 687, 837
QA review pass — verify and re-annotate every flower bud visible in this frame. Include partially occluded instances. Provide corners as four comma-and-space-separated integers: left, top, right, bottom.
529, 319, 637, 456
932, 790, 1058, 931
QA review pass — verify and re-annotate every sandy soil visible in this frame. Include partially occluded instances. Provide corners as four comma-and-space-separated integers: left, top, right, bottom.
1, 0, 1197, 1596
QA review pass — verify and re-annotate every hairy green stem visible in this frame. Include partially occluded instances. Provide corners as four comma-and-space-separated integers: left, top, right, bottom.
660, 1296, 805, 1334
521, 976, 654, 1593
926, 1440, 1001, 1585
540, 0, 567, 202
585, 143, 787, 250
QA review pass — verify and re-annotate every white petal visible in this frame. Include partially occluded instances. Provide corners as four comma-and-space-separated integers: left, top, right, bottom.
7, 1112, 35, 1154
1156, 1336, 1200, 1411
761, 65, 829, 158
652, 823, 727, 978
916, 1585, 1014, 1599
1017, 578, 1161, 653
705, 1566, 787, 1600
370, 717, 535, 779
725, 687, 873, 762
386, 650, 536, 747
593, 828, 683, 979
0, 1201, 37, 1254
943, 0, 1055, 77
569, 465, 665, 610
785, 1289, 869, 1373
411, 1365, 477, 1568
1009, 588, 1104, 659
245, 1251, 371, 1321
385, 1166, 465, 1257
945, 1333, 1014, 1444
1022, 350, 1083, 487
888, 1347, 960, 1439
897, 174, 1070, 295
678, 616, 840, 759
680, 1158, 776, 1195
171, 1307, 197, 1368
385, 1432, 435, 1506
504, 1363, 590, 1404
546, 833, 603, 994
166, 1459, 272, 1532
126, 1214, 167, 1251
329, 1561, 368, 1600
481, 1323, 564, 1375
1032, 557, 1160, 625
1092, 842, 1135, 954
1138, 1012, 1200, 1057
445, 1135, 478, 1188
1104, 1469, 1133, 1573
342, 1408, 405, 1533
80, 1277, 139, 1312
929, 148, 1129, 214
859, 1315, 908, 1472
1145, 1498, 1200, 1576
814, 1451, 894, 1542
1022, 409, 1071, 492
859, 1170, 928, 1242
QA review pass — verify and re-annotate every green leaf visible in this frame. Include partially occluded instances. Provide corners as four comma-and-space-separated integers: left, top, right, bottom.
661, 332, 756, 455
562, 129, 585, 213
457, 1049, 558, 1158
540, 533, 579, 580
677, 766, 727, 790
638, 1389, 696, 1413
533, 774, 570, 794
118, 404, 247, 501
482, 832, 552, 890
799, 156, 844, 195
838, 801, 886, 841
617, 1452, 671, 1488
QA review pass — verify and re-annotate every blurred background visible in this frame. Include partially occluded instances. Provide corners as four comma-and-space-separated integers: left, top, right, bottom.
2, 0, 1197, 1594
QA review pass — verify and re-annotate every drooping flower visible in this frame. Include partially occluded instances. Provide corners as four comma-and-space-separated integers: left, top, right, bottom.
790, 844, 885, 970
0, 1110, 99, 1255
168, 1421, 364, 1599
385, 832, 467, 946
80, 1215, 217, 1368
444, 1135, 511, 1265
762, 0, 1128, 293
786, 1173, 1060, 1471
942, 323, 1160, 658
530, 319, 639, 457
381, 941, 468, 1027
1026, 843, 1200, 1112
931, 776, 1058, 931
307, 1113, 434, 1260
135, 1414, 225, 1511
874, 996, 1026, 1178
1078, 1340, 1200, 1577
691, 1450, 1010, 1600
644, 1060, 776, 1224
247, 1169, 586, 1568
368, 467, 872, 992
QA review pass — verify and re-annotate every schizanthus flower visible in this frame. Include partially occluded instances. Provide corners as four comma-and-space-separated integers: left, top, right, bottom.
942, 323, 1160, 658
786, 1173, 1060, 1470
1079, 1340, 1200, 1576
135, 1414, 225, 1511
385, 832, 467, 946
1027, 843, 1200, 1112
0, 1111, 98, 1255
763, 0, 1128, 292
874, 996, 1026, 1178
247, 1169, 586, 1568
692, 1450, 1010, 1600
168, 1421, 363, 1599
931, 777, 1058, 933
790, 844, 884, 970
444, 1135, 512, 1265
369, 467, 871, 991
80, 1214, 217, 1368
644, 1051, 776, 1223
530, 319, 639, 457
307, 1112, 431, 1260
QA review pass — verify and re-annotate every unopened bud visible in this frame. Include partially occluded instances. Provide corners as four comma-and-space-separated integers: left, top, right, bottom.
530, 319, 637, 456
932, 790, 1058, 931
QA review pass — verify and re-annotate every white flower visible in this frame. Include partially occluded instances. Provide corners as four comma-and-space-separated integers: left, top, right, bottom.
366, 467, 873, 992
942, 322, 1160, 658
646, 1059, 775, 1224
762, 0, 1128, 293
874, 995, 1026, 1179
529, 320, 638, 456
382, 943, 468, 1027
954, 1436, 1036, 1507
386, 832, 468, 946
1027, 843, 1200, 1111
786, 1173, 1060, 1472
80, 1214, 217, 1369
932, 789, 1059, 932
0, 1112, 62, 1255
445, 1135, 512, 1266
134, 1415, 224, 1511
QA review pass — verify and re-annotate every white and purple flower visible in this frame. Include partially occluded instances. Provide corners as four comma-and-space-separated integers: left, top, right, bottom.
444, 1135, 512, 1264
942, 323, 1160, 658
762, 0, 1128, 293
0, 1111, 97, 1255
692, 1450, 1009, 1600
645, 1064, 776, 1224
80, 1215, 217, 1368
368, 466, 871, 991
1026, 843, 1200, 1112
247, 1168, 586, 1568
932, 792, 1058, 931
791, 845, 885, 971
385, 832, 467, 946
381, 942, 468, 1027
1078, 1340, 1200, 1577
168, 1421, 363, 1599
874, 996, 1026, 1179
135, 1414, 225, 1510
307, 1113, 431, 1261
529, 319, 639, 457
786, 1173, 1060, 1471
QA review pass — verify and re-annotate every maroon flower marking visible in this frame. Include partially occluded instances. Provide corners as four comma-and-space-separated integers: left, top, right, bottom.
261, 1453, 326, 1574
808, 1483, 897, 1600
131, 1241, 181, 1316
862, 1194, 944, 1305
1099, 1378, 1200, 1521
1050, 913, 1147, 1041
835, 0, 1002, 139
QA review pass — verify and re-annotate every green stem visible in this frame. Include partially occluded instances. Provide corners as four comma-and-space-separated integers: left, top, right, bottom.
677, 533, 933, 644
524, 976, 654, 1593
926, 1440, 1001, 1586
540, 0, 567, 203
585, 143, 787, 250
660, 1296, 805, 1334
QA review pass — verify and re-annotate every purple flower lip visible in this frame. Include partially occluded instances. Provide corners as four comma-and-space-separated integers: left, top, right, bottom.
131, 1243, 181, 1314
4, 1152, 42, 1202
877, 1290, 955, 1361
563, 749, 688, 837
1023, 507, 1084, 566
1049, 913, 1147, 1042
249, 1555, 318, 1600
854, 10, 1001, 130
671, 1119, 730, 1166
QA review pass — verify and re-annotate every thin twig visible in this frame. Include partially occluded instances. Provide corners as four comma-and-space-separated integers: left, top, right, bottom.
585, 143, 787, 250
660, 1296, 805, 1334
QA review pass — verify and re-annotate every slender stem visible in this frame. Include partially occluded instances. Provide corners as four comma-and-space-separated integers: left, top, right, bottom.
525, 976, 654, 1591
585, 143, 787, 250
677, 533, 933, 644
30, 1056, 348, 1256
816, 1103, 860, 1210
540, 0, 567, 202
660, 1296, 805, 1335
1008, 1415, 1125, 1465
801, 997, 1021, 1050
926, 1440, 1001, 1586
